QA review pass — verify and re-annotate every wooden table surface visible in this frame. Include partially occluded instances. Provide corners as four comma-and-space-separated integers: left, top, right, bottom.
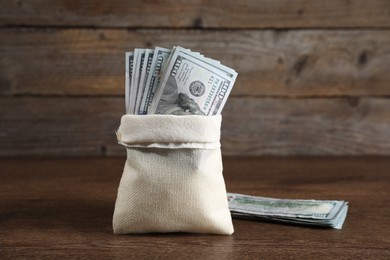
1, 157, 389, 259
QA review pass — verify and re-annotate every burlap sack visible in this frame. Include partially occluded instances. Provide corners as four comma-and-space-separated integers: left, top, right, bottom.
113, 115, 233, 235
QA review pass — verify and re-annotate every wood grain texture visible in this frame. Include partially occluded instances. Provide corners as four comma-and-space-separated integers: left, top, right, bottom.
222, 97, 390, 155
1, 29, 390, 97
0, 157, 389, 258
1, 97, 389, 156
0, 0, 389, 28
0, 97, 123, 156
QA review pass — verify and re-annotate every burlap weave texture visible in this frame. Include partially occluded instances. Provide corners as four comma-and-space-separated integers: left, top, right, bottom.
113, 115, 233, 235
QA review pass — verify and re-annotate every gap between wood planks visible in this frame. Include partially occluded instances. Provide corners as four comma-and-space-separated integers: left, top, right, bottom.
2, 24, 390, 31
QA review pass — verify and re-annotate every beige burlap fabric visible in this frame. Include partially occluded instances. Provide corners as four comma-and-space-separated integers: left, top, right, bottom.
113, 115, 233, 235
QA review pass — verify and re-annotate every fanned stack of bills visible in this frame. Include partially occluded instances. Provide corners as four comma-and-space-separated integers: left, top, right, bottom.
228, 193, 349, 229
125, 46, 237, 115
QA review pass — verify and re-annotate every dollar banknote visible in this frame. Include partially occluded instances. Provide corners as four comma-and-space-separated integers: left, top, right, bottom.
138, 47, 172, 115
227, 193, 348, 229
135, 49, 153, 114
128, 49, 140, 114
149, 47, 237, 115
125, 52, 134, 114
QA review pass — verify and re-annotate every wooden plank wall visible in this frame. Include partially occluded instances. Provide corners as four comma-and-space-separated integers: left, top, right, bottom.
0, 0, 389, 156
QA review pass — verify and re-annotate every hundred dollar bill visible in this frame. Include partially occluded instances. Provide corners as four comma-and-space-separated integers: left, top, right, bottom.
129, 49, 140, 114
135, 49, 153, 114
132, 49, 146, 114
139, 47, 172, 115
125, 52, 134, 114
227, 193, 348, 229
149, 47, 237, 115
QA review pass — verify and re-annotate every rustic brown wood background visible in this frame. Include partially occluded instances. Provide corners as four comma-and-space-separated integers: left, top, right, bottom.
0, 0, 389, 156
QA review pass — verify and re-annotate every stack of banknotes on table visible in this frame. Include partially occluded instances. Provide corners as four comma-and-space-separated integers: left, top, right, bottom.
124, 46, 348, 229
125, 46, 237, 115
228, 193, 348, 229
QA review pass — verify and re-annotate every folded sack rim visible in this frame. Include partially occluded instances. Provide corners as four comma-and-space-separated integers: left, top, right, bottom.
117, 114, 222, 148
